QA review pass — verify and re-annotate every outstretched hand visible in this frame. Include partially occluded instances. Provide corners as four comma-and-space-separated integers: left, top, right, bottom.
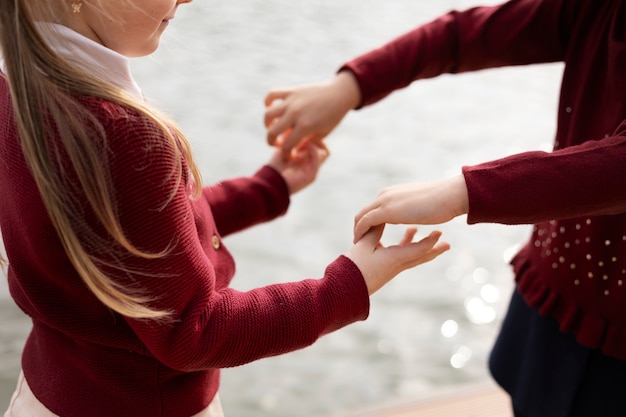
346, 225, 449, 295
353, 176, 470, 243
264, 71, 361, 160
267, 140, 330, 195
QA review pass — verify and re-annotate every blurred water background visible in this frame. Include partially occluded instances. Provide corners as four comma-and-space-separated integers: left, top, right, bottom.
0, 1, 565, 416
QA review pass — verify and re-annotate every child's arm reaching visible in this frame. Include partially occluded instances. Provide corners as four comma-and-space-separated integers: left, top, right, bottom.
268, 139, 450, 295
268, 138, 450, 298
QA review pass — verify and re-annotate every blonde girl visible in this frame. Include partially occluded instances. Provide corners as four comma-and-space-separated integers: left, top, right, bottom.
0, 1, 449, 416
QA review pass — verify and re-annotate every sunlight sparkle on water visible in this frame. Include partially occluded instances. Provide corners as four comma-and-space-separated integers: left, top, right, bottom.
440, 320, 459, 338
464, 297, 496, 324
450, 345, 472, 369
480, 284, 500, 303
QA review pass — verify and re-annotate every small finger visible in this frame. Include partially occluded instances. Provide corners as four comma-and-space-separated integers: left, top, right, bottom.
421, 241, 451, 262
267, 118, 293, 147
399, 230, 443, 255
264, 102, 286, 128
401, 230, 440, 252
401, 238, 449, 268
422, 230, 443, 243
407, 244, 450, 268
399, 227, 418, 245
292, 139, 329, 162
280, 125, 310, 161
264, 90, 289, 107
314, 139, 330, 163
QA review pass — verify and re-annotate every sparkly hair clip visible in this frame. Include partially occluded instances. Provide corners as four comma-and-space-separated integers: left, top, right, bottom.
71, 0, 83, 13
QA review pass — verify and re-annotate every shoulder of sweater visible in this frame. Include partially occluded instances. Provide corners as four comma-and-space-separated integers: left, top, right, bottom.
75, 96, 173, 150
75, 95, 148, 125
67, 96, 184, 186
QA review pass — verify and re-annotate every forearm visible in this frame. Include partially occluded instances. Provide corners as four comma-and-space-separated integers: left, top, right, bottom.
203, 165, 290, 236
464, 134, 626, 225
128, 255, 369, 371
342, 0, 567, 107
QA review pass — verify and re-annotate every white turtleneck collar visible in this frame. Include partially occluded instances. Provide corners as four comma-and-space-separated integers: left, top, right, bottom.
1, 22, 143, 99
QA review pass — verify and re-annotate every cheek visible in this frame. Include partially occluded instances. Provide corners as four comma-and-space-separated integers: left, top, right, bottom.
133, 12, 168, 32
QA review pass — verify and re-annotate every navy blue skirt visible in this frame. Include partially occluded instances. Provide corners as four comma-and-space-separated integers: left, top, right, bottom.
489, 290, 626, 417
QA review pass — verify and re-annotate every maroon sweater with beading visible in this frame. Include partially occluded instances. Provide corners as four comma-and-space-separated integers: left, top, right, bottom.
343, 0, 626, 359
0, 78, 369, 416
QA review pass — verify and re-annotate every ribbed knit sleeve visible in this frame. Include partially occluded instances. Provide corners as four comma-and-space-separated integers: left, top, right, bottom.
463, 128, 626, 225
340, 0, 568, 107
202, 165, 290, 237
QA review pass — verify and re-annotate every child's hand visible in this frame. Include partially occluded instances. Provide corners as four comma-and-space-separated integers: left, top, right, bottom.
264, 71, 361, 160
346, 225, 449, 295
268, 141, 330, 195
353, 176, 470, 243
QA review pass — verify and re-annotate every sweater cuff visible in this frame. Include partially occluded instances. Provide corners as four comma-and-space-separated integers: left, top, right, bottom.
463, 163, 507, 225
255, 165, 291, 218
321, 255, 370, 334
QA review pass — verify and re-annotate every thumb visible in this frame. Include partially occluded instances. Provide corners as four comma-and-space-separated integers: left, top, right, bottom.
357, 224, 385, 248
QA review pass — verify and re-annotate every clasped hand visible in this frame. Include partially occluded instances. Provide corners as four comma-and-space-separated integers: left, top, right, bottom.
264, 76, 471, 294
353, 176, 469, 242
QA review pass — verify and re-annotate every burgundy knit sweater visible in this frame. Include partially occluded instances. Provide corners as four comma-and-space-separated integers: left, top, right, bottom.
0, 77, 369, 416
342, 0, 626, 359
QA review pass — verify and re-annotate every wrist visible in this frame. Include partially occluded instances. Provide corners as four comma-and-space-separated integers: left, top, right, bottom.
450, 175, 469, 217
334, 70, 362, 110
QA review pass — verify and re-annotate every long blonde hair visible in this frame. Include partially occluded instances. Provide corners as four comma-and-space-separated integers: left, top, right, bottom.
0, 0, 203, 319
